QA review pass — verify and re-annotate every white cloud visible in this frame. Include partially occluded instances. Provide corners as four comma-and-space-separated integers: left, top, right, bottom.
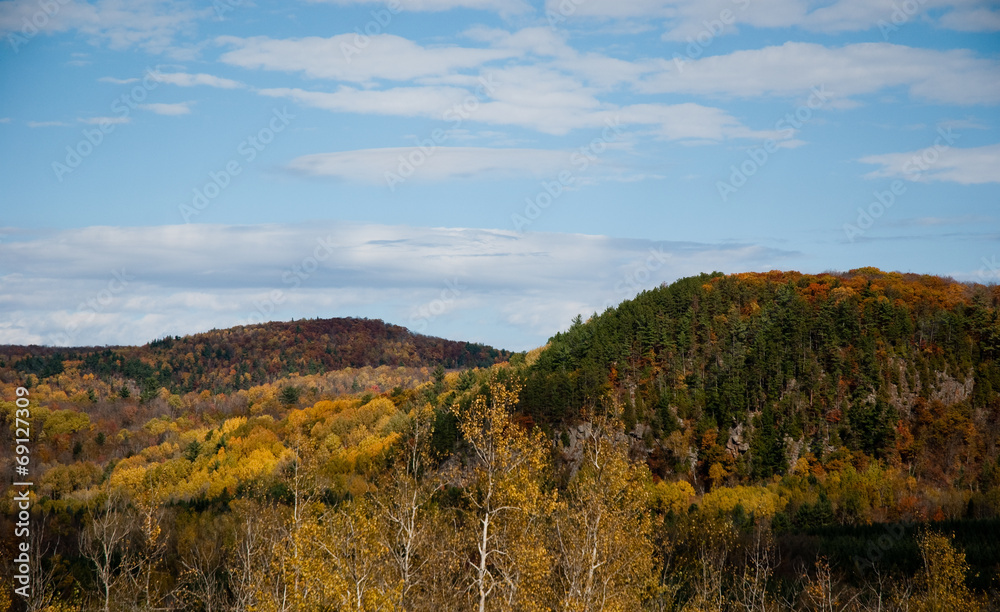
0, 118, 11, 123
638, 42, 1000, 106
0, 0, 210, 54
99, 76, 140, 84
260, 83, 788, 141
0, 223, 794, 349
27, 121, 69, 127
218, 34, 515, 83
937, 118, 991, 131
77, 116, 131, 125
938, 7, 1000, 31
287, 147, 576, 183
233, 30, 997, 141
139, 102, 193, 115
151, 71, 244, 89
859, 143, 1000, 184
307, 0, 532, 13
542, 0, 1000, 38
259, 85, 468, 118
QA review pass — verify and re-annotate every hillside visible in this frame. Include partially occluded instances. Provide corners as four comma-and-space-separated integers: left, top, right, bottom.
522, 268, 1000, 492
0, 316, 509, 397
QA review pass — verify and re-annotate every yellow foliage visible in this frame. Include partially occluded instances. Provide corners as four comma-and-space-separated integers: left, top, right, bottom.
908, 531, 981, 612
650, 480, 695, 514
42, 409, 91, 436
701, 485, 783, 519
39, 462, 102, 499
108, 464, 148, 494
143, 417, 177, 437
232, 447, 280, 481
246, 383, 279, 415
141, 441, 179, 463
221, 417, 247, 436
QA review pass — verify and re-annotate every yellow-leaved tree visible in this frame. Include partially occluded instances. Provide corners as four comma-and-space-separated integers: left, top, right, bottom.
909, 531, 981, 612
452, 379, 555, 612
291, 499, 398, 611
553, 417, 654, 612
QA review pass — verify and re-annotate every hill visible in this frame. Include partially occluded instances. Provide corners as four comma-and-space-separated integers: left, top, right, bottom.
521, 268, 1000, 493
0, 316, 509, 397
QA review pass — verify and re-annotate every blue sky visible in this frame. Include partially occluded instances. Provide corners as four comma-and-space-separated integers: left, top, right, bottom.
0, 0, 998, 351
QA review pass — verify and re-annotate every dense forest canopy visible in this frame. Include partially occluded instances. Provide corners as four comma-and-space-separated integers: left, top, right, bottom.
523, 268, 999, 488
1, 317, 508, 398
1, 269, 999, 611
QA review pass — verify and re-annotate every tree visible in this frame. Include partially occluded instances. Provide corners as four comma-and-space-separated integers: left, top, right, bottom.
909, 531, 981, 612
227, 498, 290, 612
176, 512, 230, 612
372, 405, 437, 609
292, 499, 396, 611
452, 379, 554, 612
79, 490, 136, 612
553, 417, 654, 611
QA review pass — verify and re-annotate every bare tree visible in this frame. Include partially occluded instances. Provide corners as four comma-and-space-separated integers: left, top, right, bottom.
176, 514, 229, 612
372, 405, 439, 610
80, 490, 136, 612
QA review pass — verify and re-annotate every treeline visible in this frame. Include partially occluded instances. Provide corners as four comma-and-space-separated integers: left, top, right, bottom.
1, 317, 508, 396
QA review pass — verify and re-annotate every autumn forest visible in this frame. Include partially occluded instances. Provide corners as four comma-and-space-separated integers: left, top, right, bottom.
2, 268, 1000, 611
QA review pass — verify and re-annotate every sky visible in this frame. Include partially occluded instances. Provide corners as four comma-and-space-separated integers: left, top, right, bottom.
0, 0, 998, 352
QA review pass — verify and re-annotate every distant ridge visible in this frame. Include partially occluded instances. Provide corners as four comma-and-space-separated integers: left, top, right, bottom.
1, 317, 509, 394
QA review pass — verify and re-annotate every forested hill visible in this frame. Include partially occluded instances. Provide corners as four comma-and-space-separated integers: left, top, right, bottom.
1, 317, 508, 395
521, 268, 1000, 487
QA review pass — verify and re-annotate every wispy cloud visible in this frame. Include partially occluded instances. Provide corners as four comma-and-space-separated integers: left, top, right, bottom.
860, 143, 1000, 185
139, 102, 194, 116
99, 76, 140, 84
637, 42, 1000, 106
543, 0, 1000, 38
27, 121, 69, 128
218, 34, 515, 82
0, 223, 795, 349
287, 147, 575, 183
78, 116, 132, 125
151, 71, 245, 89
307, 0, 532, 14
0, 0, 210, 55
938, 118, 991, 131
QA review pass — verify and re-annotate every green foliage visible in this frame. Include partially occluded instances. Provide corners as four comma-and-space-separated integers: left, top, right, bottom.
520, 270, 999, 489
279, 385, 300, 406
